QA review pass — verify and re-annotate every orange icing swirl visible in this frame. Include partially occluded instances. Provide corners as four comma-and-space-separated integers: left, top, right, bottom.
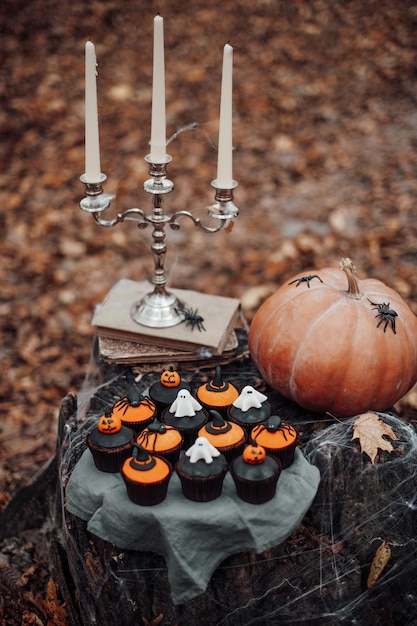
122, 454, 170, 483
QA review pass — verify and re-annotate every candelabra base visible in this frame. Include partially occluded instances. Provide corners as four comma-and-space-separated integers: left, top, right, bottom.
131, 290, 185, 328
91, 279, 241, 355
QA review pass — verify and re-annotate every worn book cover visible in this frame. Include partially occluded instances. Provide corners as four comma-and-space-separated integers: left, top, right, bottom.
92, 279, 241, 355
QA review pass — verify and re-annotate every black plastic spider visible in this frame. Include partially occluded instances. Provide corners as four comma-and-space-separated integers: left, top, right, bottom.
137, 422, 176, 453
289, 274, 323, 288
113, 391, 155, 416
257, 415, 297, 441
175, 306, 206, 332
368, 299, 398, 334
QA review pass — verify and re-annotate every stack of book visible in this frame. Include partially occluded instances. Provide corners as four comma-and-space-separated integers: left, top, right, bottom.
92, 279, 245, 367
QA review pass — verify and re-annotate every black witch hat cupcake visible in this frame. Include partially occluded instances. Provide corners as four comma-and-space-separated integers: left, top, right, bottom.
198, 410, 247, 462
121, 443, 172, 506
196, 366, 239, 417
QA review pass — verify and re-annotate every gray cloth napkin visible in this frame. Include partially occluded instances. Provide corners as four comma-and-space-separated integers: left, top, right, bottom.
66, 448, 320, 604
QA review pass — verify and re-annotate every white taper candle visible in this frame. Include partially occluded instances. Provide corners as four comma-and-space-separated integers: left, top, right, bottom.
84, 41, 102, 183
216, 44, 234, 188
150, 15, 167, 163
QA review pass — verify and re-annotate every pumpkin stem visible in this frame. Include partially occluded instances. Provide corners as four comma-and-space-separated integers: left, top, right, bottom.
340, 258, 362, 299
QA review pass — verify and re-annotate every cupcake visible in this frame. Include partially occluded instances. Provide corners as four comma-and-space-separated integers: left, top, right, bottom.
198, 410, 247, 462
162, 389, 208, 448
87, 412, 135, 473
175, 437, 228, 502
228, 385, 272, 433
121, 443, 172, 506
230, 440, 282, 504
196, 366, 239, 417
136, 419, 183, 465
112, 390, 157, 434
149, 366, 191, 416
251, 415, 298, 469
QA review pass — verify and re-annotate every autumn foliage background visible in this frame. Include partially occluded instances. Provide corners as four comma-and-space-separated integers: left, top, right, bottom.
2, 0, 417, 502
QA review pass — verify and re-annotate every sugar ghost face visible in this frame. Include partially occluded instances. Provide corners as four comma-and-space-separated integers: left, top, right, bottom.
169, 389, 203, 418
232, 386, 268, 411
186, 437, 220, 463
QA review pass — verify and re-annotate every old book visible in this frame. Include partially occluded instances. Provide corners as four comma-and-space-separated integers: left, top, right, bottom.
97, 331, 241, 368
92, 279, 241, 355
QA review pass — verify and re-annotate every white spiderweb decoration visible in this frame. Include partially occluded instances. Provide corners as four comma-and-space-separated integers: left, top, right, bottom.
58, 350, 417, 624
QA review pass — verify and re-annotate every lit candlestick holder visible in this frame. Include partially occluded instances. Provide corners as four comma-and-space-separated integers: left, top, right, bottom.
80, 154, 239, 329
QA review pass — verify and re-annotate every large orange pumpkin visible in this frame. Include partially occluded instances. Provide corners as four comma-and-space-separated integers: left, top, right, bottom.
248, 258, 417, 418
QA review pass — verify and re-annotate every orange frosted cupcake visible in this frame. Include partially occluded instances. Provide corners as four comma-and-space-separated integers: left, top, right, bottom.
87, 412, 135, 473
112, 390, 157, 434
251, 415, 298, 469
121, 443, 172, 506
196, 366, 239, 417
136, 419, 183, 465
198, 410, 247, 462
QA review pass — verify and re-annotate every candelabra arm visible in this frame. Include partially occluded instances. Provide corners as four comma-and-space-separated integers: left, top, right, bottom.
93, 207, 150, 229
169, 180, 239, 233
169, 210, 226, 234
79, 162, 239, 329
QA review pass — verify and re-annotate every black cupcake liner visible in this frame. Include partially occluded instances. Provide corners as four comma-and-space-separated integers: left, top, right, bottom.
120, 415, 155, 435
230, 460, 282, 504
258, 443, 297, 470
122, 472, 172, 506
175, 464, 227, 502
87, 440, 133, 473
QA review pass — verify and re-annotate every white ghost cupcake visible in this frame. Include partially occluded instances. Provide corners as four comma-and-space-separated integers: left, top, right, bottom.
162, 389, 208, 448
175, 437, 228, 502
228, 385, 272, 433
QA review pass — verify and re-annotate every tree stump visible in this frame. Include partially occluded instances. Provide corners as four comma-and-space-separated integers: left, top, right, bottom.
1, 353, 417, 625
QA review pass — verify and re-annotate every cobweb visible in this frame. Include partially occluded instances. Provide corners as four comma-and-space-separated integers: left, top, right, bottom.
58, 345, 417, 625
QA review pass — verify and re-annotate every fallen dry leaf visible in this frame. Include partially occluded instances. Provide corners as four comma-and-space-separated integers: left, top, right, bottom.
367, 540, 392, 588
352, 413, 398, 464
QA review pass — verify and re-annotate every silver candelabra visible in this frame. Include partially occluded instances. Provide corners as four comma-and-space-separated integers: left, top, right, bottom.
80, 154, 239, 328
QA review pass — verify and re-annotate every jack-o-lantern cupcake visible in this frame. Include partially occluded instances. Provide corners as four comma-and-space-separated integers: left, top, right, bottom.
87, 412, 135, 473
228, 385, 271, 433
121, 443, 172, 506
112, 390, 157, 434
162, 389, 208, 449
136, 419, 183, 465
230, 440, 282, 504
149, 366, 191, 416
196, 366, 239, 417
251, 415, 298, 469
198, 410, 247, 462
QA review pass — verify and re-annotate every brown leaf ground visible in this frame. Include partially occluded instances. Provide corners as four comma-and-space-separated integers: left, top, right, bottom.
1, 0, 417, 622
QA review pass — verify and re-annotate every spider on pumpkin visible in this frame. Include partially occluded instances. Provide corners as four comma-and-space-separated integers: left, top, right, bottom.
175, 305, 206, 332
288, 274, 323, 288
368, 300, 398, 334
